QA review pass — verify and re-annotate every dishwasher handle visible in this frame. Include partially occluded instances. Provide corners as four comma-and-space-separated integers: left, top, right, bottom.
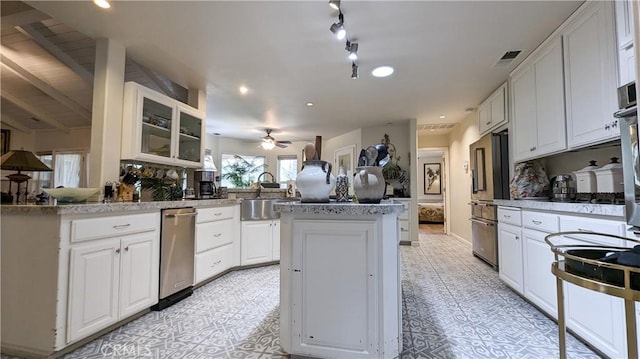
165, 212, 197, 218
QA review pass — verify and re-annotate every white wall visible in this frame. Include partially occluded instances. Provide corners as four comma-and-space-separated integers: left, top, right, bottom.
441, 112, 480, 243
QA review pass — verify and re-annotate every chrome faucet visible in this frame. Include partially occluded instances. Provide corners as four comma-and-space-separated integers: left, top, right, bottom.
257, 171, 275, 183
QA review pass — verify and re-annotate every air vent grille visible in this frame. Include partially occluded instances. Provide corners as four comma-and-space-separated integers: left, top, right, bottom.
419, 123, 457, 131
495, 50, 522, 67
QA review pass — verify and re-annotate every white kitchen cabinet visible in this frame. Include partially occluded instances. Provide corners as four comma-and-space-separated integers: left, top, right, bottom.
478, 82, 507, 135
121, 81, 204, 168
67, 238, 120, 343
396, 199, 410, 244
67, 217, 160, 343
511, 36, 566, 162
272, 219, 281, 260
522, 228, 558, 319
241, 219, 280, 266
498, 222, 523, 294
615, 0, 637, 85
564, 1, 619, 149
559, 215, 627, 359
194, 205, 239, 284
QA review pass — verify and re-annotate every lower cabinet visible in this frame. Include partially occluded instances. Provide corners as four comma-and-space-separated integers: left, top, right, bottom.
194, 205, 239, 284
497, 222, 523, 294
522, 228, 558, 318
241, 219, 280, 265
67, 223, 159, 344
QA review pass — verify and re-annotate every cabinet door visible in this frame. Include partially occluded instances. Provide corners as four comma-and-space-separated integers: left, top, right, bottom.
272, 220, 281, 261
138, 92, 175, 162
615, 0, 636, 85
533, 37, 566, 157
489, 86, 506, 129
241, 221, 273, 265
511, 65, 537, 161
174, 105, 204, 167
119, 232, 159, 318
291, 220, 376, 357
478, 103, 492, 135
497, 223, 523, 294
68, 239, 121, 343
564, 1, 618, 148
522, 228, 557, 318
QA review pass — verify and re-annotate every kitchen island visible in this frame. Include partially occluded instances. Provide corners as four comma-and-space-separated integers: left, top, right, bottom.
275, 201, 404, 359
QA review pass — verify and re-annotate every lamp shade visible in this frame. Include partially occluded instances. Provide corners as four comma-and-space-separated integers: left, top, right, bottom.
1, 150, 52, 172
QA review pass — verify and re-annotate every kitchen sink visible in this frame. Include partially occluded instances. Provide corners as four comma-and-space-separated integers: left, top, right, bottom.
240, 198, 286, 221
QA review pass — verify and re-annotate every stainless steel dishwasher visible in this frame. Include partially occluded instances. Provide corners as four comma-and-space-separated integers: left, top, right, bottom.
153, 207, 197, 310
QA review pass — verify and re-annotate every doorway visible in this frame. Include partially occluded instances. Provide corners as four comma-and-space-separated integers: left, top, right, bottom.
417, 147, 450, 235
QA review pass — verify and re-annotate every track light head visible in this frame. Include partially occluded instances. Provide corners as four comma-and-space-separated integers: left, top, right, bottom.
330, 12, 346, 40
328, 0, 340, 11
351, 62, 359, 79
346, 41, 358, 60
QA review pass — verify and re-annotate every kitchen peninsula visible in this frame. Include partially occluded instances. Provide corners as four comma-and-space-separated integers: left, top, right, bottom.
276, 201, 404, 359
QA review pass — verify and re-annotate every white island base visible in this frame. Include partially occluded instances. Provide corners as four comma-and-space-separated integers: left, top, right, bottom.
276, 201, 404, 359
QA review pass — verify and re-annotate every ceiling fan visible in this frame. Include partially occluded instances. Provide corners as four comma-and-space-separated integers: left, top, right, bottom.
260, 129, 292, 149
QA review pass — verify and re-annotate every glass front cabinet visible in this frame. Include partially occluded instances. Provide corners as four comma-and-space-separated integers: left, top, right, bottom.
121, 81, 204, 167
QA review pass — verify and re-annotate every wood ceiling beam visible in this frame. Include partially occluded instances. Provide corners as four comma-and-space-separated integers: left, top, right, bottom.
15, 23, 94, 85
1, 92, 69, 133
1, 52, 92, 121
132, 60, 179, 99
1, 114, 34, 134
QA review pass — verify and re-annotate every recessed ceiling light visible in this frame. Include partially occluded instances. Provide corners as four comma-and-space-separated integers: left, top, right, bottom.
439, 115, 446, 119
306, 102, 314, 107
239, 86, 248, 94
93, 0, 111, 9
371, 66, 394, 78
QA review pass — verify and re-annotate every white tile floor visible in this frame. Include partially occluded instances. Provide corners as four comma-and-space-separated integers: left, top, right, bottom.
3, 231, 601, 359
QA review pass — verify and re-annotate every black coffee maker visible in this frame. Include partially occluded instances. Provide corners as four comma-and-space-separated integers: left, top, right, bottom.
195, 170, 216, 199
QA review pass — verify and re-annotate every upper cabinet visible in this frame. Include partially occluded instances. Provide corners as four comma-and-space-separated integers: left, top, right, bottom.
564, 1, 618, 149
121, 82, 205, 168
511, 36, 566, 162
478, 82, 507, 135
615, 0, 636, 85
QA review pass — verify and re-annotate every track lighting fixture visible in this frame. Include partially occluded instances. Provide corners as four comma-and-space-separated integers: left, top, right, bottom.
346, 41, 358, 60
351, 62, 359, 79
330, 12, 346, 40
328, 0, 340, 11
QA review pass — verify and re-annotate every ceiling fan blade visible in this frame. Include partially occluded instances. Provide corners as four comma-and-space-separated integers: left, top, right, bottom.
276, 143, 288, 148
277, 140, 292, 144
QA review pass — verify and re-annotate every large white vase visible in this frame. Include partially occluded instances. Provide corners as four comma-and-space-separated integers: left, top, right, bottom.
296, 160, 336, 203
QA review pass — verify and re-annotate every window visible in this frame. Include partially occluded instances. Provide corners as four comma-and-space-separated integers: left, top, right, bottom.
220, 153, 265, 188
31, 150, 89, 193
277, 155, 297, 187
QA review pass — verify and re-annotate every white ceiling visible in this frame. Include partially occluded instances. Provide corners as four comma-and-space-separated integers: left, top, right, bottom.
7, 1, 583, 144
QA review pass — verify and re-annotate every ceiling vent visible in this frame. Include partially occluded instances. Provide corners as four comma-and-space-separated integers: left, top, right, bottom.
495, 50, 521, 67
419, 123, 457, 131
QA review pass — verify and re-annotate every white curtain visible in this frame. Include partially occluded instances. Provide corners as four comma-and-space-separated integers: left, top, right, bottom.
54, 153, 82, 188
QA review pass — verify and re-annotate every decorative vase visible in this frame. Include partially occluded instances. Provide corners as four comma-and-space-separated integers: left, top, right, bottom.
295, 160, 336, 203
335, 165, 349, 202
353, 166, 386, 203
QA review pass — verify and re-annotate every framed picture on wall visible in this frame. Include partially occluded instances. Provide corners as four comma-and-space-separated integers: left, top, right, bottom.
424, 163, 441, 194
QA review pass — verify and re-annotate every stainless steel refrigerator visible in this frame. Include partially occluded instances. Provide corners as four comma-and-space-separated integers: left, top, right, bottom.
469, 131, 509, 269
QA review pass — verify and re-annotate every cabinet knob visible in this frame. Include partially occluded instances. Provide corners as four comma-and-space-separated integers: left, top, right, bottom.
516, 236, 519, 240
605, 124, 610, 130
113, 224, 131, 230
213, 233, 222, 237
115, 248, 121, 254
532, 220, 542, 225
124, 246, 129, 252
486, 121, 492, 125
211, 259, 222, 267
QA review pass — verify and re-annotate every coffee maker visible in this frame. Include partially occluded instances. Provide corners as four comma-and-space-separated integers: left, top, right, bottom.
195, 170, 216, 199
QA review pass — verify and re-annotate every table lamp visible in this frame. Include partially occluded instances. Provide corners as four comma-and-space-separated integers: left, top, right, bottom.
1, 150, 52, 204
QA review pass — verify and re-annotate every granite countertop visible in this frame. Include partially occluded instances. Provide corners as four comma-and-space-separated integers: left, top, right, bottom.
494, 199, 625, 217
275, 200, 404, 216
1, 198, 239, 215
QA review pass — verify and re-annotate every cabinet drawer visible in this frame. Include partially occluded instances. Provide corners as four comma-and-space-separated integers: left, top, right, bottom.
498, 207, 521, 226
197, 206, 235, 223
195, 244, 233, 284
396, 200, 410, 220
196, 218, 234, 252
522, 211, 559, 233
71, 213, 159, 243
560, 216, 626, 247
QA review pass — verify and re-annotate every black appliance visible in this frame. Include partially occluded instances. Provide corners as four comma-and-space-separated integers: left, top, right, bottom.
195, 170, 216, 199
469, 131, 510, 269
